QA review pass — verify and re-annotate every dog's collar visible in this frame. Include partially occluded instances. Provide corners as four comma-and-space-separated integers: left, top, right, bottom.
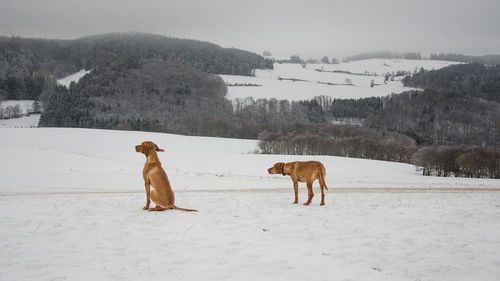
281, 164, 286, 176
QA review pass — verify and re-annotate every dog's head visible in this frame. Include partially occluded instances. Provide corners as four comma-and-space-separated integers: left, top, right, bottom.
135, 141, 164, 156
268, 162, 285, 175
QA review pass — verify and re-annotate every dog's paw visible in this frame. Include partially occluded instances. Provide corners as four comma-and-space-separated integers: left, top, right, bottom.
143, 206, 149, 210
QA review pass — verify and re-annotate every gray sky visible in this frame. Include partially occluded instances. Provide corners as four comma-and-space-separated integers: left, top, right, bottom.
1, 0, 499, 59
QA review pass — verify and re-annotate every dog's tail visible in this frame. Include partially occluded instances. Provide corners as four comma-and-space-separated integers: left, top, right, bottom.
319, 167, 328, 190
173, 205, 198, 212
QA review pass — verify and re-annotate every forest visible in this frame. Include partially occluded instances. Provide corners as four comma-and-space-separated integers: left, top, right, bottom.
0, 33, 273, 103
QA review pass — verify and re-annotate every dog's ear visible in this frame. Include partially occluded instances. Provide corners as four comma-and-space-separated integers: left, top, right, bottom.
152, 144, 164, 152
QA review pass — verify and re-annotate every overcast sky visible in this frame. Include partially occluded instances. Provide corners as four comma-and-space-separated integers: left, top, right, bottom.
1, 0, 499, 59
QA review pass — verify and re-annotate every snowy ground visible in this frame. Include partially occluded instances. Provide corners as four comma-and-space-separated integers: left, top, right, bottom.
2, 191, 499, 281
221, 59, 460, 101
1, 127, 499, 280
0, 114, 40, 128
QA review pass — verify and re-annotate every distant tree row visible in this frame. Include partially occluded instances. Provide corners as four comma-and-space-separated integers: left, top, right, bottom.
0, 105, 22, 119
274, 55, 339, 66
341, 51, 500, 65
258, 123, 417, 162
429, 53, 500, 65
0, 101, 42, 119
342, 51, 422, 62
413, 146, 499, 178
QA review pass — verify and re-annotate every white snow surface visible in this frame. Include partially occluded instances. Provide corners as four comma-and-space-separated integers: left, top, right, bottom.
1, 127, 499, 281
221, 59, 460, 101
56, 69, 91, 88
0, 114, 40, 128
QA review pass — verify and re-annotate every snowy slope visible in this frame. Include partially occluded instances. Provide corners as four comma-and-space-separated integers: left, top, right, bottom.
221, 59, 460, 101
0, 128, 499, 281
0, 128, 497, 196
56, 69, 91, 88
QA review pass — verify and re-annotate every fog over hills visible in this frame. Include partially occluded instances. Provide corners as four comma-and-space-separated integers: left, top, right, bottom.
1, 0, 499, 58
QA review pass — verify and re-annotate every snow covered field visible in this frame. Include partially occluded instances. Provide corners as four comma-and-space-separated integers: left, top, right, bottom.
221, 59, 460, 101
0, 114, 40, 128
0, 100, 41, 128
1, 127, 499, 280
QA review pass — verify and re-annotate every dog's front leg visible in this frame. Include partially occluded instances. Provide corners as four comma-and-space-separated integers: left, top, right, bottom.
304, 182, 314, 205
293, 180, 299, 204
143, 181, 151, 210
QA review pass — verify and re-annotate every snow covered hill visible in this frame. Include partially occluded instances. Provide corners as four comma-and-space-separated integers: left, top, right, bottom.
0, 127, 499, 281
0, 128, 497, 195
221, 59, 460, 101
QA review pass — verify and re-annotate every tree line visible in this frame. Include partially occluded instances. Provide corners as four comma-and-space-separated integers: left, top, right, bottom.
258, 123, 417, 163
342, 51, 422, 62
413, 146, 499, 178
429, 53, 500, 65
339, 51, 500, 65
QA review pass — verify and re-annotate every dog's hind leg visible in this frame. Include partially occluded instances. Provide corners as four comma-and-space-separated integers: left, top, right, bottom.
319, 181, 325, 206
148, 190, 166, 211
318, 169, 327, 206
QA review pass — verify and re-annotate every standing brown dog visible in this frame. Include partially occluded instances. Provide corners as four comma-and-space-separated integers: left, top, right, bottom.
135, 141, 197, 212
268, 161, 328, 206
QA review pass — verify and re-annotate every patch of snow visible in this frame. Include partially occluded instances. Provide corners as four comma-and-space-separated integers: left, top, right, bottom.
56, 69, 91, 88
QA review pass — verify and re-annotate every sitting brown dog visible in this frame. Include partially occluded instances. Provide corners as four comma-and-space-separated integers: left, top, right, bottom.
268, 161, 328, 206
135, 141, 196, 212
